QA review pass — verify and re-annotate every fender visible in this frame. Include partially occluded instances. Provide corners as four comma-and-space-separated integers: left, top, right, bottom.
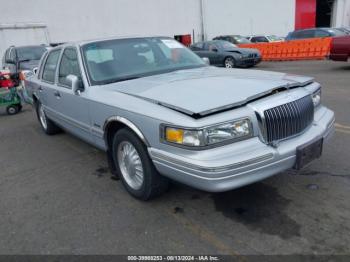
103, 116, 150, 147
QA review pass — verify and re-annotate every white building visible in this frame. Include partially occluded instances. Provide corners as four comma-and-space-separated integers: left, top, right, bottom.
0, 0, 349, 58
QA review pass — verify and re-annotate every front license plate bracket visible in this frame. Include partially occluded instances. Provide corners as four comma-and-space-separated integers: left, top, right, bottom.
294, 137, 323, 170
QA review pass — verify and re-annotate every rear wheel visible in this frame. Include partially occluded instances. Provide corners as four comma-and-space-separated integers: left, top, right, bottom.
112, 128, 169, 200
6, 105, 18, 115
36, 101, 61, 135
224, 57, 236, 68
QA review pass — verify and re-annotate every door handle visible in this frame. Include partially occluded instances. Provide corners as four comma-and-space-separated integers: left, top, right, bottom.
38, 86, 43, 92
54, 91, 61, 98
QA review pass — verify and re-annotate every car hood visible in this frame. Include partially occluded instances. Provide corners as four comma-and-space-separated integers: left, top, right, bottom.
107, 67, 313, 117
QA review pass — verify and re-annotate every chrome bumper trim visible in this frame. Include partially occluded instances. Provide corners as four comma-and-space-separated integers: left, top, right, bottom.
149, 150, 274, 174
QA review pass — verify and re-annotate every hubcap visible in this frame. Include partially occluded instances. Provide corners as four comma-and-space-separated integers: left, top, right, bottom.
117, 141, 144, 190
39, 104, 47, 130
8, 107, 16, 114
225, 58, 234, 68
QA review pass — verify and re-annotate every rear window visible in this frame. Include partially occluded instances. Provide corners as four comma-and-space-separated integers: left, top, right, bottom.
16, 46, 47, 61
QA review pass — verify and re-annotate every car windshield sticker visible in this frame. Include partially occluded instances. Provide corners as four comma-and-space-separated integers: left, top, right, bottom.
161, 39, 184, 49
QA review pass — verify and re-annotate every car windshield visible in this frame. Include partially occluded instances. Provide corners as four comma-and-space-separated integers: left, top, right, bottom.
16, 46, 47, 61
82, 37, 206, 85
232, 36, 251, 44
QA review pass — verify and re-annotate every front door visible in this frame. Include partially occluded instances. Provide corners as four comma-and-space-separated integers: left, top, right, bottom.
54, 47, 92, 143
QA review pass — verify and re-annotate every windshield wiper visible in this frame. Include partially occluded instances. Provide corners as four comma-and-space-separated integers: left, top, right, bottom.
103, 76, 140, 84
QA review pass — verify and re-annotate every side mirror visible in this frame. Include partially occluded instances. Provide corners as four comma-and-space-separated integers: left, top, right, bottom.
5, 59, 15, 64
66, 74, 84, 95
202, 57, 210, 65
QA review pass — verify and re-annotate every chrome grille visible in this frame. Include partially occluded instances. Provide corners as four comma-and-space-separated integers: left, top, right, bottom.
263, 95, 314, 143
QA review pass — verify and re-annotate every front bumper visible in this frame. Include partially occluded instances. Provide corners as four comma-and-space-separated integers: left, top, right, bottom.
236, 56, 262, 67
149, 106, 335, 192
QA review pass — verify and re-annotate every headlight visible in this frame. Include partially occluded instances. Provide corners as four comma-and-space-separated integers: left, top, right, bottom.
311, 89, 321, 107
162, 118, 252, 148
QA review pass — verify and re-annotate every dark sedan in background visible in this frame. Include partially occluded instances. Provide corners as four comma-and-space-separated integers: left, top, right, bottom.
286, 27, 346, 41
190, 40, 261, 68
213, 35, 251, 44
2, 45, 48, 74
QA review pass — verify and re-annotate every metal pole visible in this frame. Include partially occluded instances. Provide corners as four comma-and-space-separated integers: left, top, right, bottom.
199, 0, 206, 41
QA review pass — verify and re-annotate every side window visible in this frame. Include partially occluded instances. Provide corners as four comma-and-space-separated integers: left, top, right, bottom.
297, 30, 315, 39
37, 52, 48, 79
208, 43, 219, 52
252, 37, 269, 43
191, 42, 204, 50
9, 48, 16, 61
42, 49, 61, 83
291, 31, 302, 39
58, 48, 81, 87
225, 37, 233, 42
2, 49, 9, 66
315, 30, 330, 38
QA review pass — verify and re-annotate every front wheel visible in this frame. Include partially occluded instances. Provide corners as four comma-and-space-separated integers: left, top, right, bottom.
112, 128, 169, 200
36, 101, 61, 135
224, 57, 236, 68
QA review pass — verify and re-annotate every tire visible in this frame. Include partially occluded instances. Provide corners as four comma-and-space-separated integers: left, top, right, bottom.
112, 128, 169, 200
6, 105, 18, 115
224, 57, 236, 68
35, 101, 61, 135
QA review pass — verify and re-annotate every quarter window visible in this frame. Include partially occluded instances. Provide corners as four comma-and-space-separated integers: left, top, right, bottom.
42, 49, 61, 83
58, 48, 81, 87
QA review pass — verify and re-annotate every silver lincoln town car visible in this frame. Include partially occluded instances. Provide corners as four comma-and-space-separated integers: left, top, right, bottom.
25, 36, 335, 200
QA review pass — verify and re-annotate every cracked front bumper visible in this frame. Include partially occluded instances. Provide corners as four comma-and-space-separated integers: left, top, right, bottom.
149, 106, 335, 192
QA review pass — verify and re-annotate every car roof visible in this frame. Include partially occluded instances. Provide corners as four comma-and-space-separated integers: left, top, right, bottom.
44, 36, 172, 52
292, 27, 332, 32
78, 35, 170, 46
11, 45, 48, 50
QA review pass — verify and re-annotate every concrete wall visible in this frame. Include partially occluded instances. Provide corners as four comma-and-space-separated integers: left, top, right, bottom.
332, 0, 350, 27
203, 0, 296, 39
1, 0, 203, 43
1, 0, 297, 46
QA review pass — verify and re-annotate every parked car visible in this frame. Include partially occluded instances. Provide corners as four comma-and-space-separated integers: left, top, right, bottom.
335, 27, 350, 34
26, 36, 335, 200
329, 35, 350, 62
2, 45, 48, 74
247, 35, 283, 43
213, 35, 251, 45
286, 27, 346, 41
190, 40, 261, 68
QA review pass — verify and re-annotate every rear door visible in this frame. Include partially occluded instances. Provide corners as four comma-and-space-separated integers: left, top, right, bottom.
203, 42, 222, 65
40, 48, 62, 121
